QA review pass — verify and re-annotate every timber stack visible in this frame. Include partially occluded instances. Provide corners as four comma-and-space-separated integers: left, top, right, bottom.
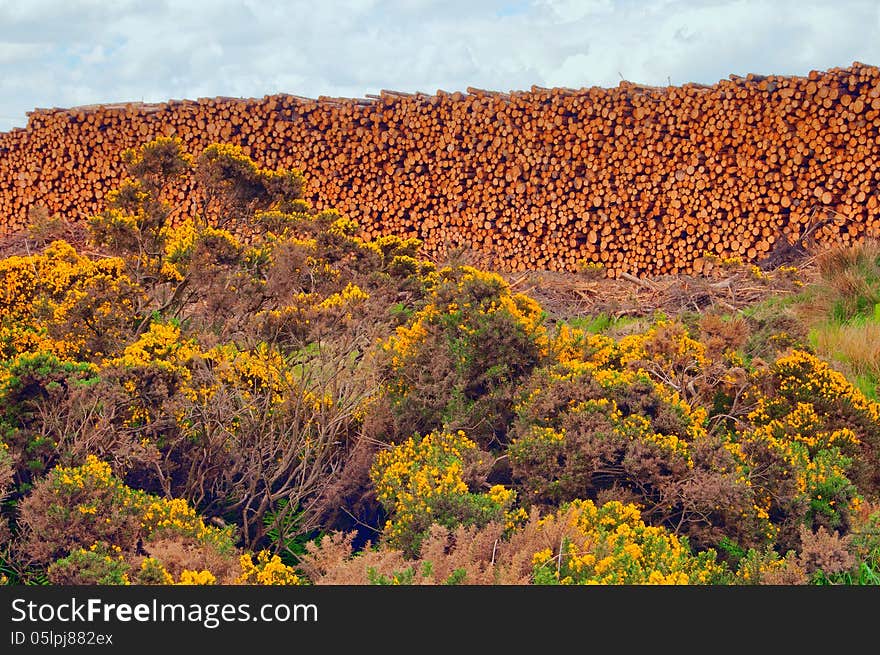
2, 63, 880, 275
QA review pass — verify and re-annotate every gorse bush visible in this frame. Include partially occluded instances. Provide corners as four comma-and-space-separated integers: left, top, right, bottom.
509, 351, 768, 552
0, 241, 140, 361
0, 352, 100, 488
17, 455, 235, 563
0, 138, 392, 580
47, 543, 133, 585
370, 430, 515, 555
529, 499, 730, 585
19, 455, 302, 586
1, 137, 879, 586
381, 266, 547, 448
751, 350, 880, 490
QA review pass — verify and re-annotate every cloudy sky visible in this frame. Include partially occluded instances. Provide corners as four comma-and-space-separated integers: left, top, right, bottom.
1, 0, 879, 131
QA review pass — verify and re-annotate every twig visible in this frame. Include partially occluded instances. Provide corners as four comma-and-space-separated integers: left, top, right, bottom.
619, 271, 658, 290
339, 505, 382, 535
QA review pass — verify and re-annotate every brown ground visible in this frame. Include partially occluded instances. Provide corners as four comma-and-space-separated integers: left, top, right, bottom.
503, 257, 817, 322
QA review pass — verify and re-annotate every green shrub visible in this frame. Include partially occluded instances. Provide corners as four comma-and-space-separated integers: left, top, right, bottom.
381, 266, 547, 448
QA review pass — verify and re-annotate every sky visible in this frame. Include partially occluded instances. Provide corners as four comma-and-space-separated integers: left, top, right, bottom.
1, 0, 879, 131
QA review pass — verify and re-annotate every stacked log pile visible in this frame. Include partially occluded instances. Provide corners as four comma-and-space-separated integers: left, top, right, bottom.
2, 63, 880, 275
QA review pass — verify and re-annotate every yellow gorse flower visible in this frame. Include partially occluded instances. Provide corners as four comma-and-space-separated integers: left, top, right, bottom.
177, 569, 217, 585
236, 550, 303, 585
370, 430, 516, 552
531, 500, 725, 585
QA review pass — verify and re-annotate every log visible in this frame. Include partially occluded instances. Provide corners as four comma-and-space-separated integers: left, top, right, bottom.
3, 64, 880, 276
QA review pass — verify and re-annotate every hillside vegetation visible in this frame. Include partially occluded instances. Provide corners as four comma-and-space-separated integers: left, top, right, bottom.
0, 138, 878, 585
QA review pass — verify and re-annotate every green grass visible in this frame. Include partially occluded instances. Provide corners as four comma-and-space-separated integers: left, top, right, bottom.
738, 292, 812, 364
563, 312, 649, 336
854, 373, 880, 402
816, 239, 880, 325
567, 313, 617, 334
739, 288, 813, 321
813, 560, 880, 585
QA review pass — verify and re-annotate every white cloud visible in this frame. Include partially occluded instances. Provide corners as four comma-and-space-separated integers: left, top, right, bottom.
537, 0, 614, 22
0, 0, 879, 130
0, 42, 42, 64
